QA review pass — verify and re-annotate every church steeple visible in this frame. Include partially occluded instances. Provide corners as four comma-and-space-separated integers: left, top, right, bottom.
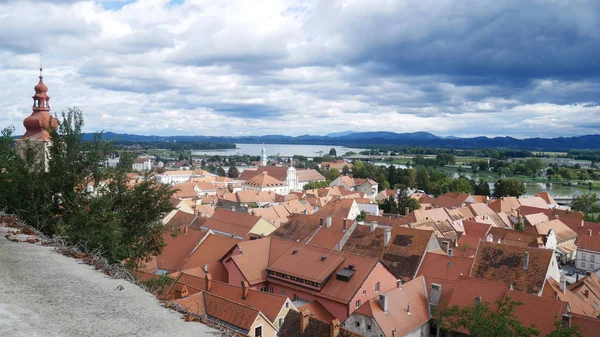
21, 55, 58, 141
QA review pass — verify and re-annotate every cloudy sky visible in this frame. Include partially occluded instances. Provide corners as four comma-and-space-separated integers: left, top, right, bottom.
2, 0, 600, 138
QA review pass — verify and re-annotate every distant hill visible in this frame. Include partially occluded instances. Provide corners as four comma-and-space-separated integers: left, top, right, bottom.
326, 130, 356, 137
81, 131, 600, 150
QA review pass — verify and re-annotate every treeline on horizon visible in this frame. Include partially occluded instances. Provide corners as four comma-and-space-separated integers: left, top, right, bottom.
113, 140, 236, 151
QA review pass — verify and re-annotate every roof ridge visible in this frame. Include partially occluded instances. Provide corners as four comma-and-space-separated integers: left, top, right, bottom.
203, 291, 261, 313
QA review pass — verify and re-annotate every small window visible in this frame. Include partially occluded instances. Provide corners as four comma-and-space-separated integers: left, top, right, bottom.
582, 262, 586, 268
355, 322, 360, 328
278, 317, 284, 327
375, 282, 380, 293
582, 253, 587, 260
592, 255, 596, 262
362, 290, 366, 296
281, 290, 286, 296
255, 325, 263, 337
591, 264, 595, 271
293, 294, 299, 301
367, 324, 372, 331
355, 300, 361, 308
285, 302, 290, 309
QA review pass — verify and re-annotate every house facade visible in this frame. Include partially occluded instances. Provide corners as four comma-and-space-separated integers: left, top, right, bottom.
576, 236, 600, 272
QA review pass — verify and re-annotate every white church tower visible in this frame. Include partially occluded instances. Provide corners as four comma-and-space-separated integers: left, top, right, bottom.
260, 145, 268, 166
286, 166, 298, 192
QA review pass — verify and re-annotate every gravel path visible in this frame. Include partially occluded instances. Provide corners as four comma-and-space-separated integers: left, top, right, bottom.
0, 227, 219, 337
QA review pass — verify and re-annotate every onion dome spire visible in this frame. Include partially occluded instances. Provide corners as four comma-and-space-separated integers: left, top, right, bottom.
21, 54, 59, 141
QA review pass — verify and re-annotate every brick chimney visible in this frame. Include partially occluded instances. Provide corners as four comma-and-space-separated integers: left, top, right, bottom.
523, 252, 529, 270
184, 226, 188, 235
343, 218, 349, 231
560, 277, 566, 294
581, 219, 585, 228
205, 273, 212, 292
384, 228, 391, 247
300, 309, 310, 333
326, 216, 332, 228
330, 319, 340, 337
589, 229, 593, 237
447, 248, 453, 257
241, 280, 249, 300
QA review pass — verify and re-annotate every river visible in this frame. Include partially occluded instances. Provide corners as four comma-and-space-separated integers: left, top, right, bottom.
193, 143, 367, 157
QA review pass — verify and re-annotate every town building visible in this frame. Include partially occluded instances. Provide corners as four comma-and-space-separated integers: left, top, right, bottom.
329, 176, 378, 199
200, 208, 276, 240
132, 157, 152, 171
576, 235, 600, 272
15, 64, 59, 171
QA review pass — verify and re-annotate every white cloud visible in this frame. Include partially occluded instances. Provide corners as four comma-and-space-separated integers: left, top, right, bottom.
1, 0, 600, 138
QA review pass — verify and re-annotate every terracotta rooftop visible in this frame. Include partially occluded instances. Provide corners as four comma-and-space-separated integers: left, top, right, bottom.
342, 224, 437, 280
446, 276, 569, 336
267, 242, 380, 304
488, 197, 521, 213
578, 235, 600, 253
535, 192, 558, 206
527, 219, 579, 243
470, 241, 554, 294
416, 253, 474, 281
296, 169, 326, 183
569, 274, 600, 313
463, 220, 492, 238
272, 214, 349, 249
173, 182, 198, 199
201, 208, 262, 237
571, 313, 600, 337
524, 212, 550, 227
179, 233, 239, 281
297, 300, 336, 323
224, 237, 274, 285
144, 224, 206, 274
488, 227, 539, 247
317, 198, 356, 218
353, 276, 430, 337
203, 291, 262, 331
278, 309, 360, 337
542, 277, 599, 317
176, 273, 288, 323
518, 196, 550, 210
244, 172, 286, 187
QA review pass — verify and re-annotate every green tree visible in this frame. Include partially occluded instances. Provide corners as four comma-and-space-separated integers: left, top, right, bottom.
416, 167, 430, 192
396, 188, 421, 214
436, 296, 540, 337
216, 166, 226, 177
450, 177, 473, 194
524, 158, 544, 176
571, 193, 600, 220
379, 195, 399, 214
329, 148, 337, 157
356, 210, 367, 222
117, 151, 134, 172
546, 319, 583, 337
436, 153, 456, 166
303, 181, 329, 190
473, 180, 491, 196
0, 108, 175, 269
325, 168, 340, 181
342, 165, 351, 175
493, 179, 527, 198
227, 166, 239, 178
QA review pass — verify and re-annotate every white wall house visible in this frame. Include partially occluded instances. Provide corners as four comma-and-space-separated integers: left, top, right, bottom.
576, 236, 600, 272
132, 157, 152, 172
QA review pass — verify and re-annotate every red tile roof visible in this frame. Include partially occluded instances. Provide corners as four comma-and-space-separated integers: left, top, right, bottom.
353, 276, 430, 337
317, 198, 356, 218
278, 309, 360, 337
145, 225, 207, 274
202, 208, 262, 237
470, 241, 554, 294
297, 301, 336, 323
244, 172, 285, 187
578, 235, 600, 253
272, 214, 349, 249
179, 233, 240, 281
416, 253, 474, 281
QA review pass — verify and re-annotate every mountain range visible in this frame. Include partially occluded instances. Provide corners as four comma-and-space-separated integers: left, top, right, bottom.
83, 131, 600, 150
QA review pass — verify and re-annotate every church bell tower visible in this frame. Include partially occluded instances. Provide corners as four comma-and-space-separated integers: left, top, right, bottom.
14, 56, 59, 171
